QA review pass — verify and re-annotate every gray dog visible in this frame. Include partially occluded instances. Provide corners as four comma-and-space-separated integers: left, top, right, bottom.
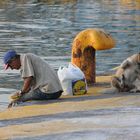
111, 53, 140, 93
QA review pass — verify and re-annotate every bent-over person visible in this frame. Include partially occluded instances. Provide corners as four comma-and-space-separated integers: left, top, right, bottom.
3, 50, 63, 107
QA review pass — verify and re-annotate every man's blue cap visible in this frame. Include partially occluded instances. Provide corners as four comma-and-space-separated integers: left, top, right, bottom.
3, 50, 17, 70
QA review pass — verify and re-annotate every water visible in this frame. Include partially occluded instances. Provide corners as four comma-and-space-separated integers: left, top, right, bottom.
0, 0, 140, 110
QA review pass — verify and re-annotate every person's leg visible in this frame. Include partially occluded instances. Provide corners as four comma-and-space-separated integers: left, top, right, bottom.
19, 89, 63, 102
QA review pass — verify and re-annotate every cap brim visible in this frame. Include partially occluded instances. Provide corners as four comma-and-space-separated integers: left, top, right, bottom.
4, 64, 9, 70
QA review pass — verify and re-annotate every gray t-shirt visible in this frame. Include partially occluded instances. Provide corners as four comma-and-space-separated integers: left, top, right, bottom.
20, 53, 62, 93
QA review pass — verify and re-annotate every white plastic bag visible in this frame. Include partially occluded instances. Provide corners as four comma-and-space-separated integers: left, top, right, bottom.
57, 63, 87, 95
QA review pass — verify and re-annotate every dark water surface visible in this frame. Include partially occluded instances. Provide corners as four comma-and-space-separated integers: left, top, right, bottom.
0, 0, 139, 109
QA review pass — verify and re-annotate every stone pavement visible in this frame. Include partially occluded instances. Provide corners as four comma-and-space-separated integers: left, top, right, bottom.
0, 76, 140, 140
